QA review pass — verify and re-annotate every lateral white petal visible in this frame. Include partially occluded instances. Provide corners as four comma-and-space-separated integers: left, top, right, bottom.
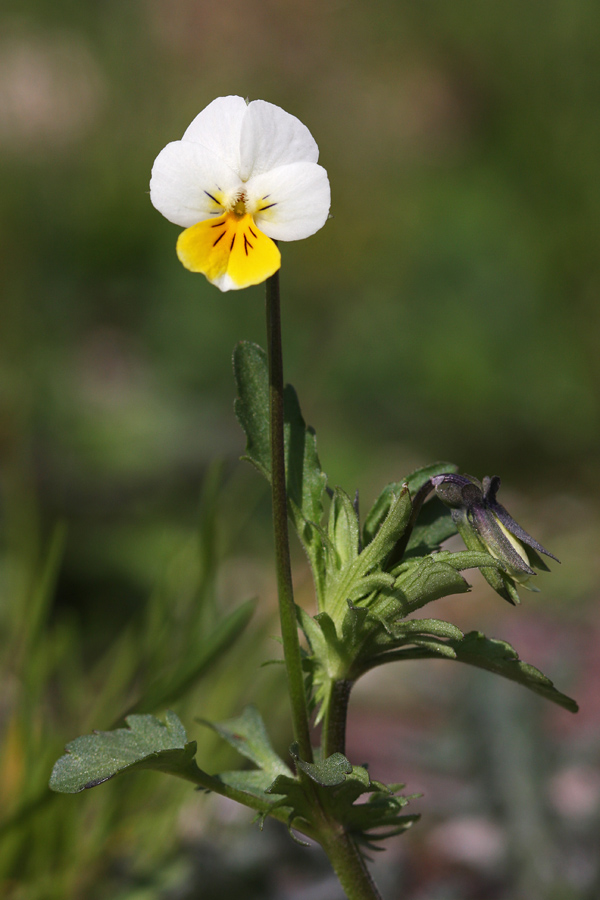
150, 140, 241, 228
240, 100, 319, 182
248, 162, 331, 241
181, 95, 247, 173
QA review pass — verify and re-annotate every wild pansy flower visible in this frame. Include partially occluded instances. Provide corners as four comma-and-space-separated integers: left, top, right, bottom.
150, 96, 331, 291
431, 473, 559, 605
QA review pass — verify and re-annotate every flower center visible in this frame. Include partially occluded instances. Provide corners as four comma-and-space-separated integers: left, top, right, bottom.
232, 193, 247, 218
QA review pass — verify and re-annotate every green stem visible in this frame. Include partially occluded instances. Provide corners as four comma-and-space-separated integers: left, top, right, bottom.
265, 270, 313, 764
322, 679, 353, 757
321, 829, 384, 900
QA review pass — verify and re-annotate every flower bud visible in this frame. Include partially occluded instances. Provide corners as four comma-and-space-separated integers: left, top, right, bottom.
431, 473, 559, 605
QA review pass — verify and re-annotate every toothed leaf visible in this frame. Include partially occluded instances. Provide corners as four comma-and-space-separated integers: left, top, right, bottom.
292, 747, 353, 787
201, 705, 290, 780
50, 712, 200, 794
233, 341, 327, 602
449, 631, 579, 712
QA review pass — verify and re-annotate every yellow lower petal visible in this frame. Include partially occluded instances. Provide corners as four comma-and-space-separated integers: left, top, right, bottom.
176, 213, 281, 291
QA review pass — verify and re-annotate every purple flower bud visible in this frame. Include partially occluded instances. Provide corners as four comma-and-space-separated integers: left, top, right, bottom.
431, 473, 558, 605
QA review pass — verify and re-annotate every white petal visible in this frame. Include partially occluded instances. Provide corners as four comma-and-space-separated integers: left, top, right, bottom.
248, 162, 331, 241
181, 95, 248, 173
150, 140, 242, 227
239, 100, 319, 182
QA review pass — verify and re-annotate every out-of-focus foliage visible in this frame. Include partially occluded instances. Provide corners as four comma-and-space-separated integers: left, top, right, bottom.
0, 463, 284, 899
1, 0, 599, 898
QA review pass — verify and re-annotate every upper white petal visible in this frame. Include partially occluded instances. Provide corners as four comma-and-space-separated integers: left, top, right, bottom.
239, 100, 319, 182
181, 95, 248, 173
248, 162, 331, 241
150, 140, 242, 227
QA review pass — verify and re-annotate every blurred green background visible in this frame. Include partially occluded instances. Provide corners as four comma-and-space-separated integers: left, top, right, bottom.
1, 1, 599, 898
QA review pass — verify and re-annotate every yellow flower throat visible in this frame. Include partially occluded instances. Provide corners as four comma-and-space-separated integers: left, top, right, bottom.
175, 191, 281, 289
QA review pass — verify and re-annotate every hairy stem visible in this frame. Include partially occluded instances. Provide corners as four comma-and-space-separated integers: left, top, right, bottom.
321, 829, 384, 900
265, 270, 313, 764
322, 679, 353, 757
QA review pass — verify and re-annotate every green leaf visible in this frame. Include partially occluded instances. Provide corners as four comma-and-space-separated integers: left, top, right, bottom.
369, 631, 578, 713
233, 342, 328, 602
290, 750, 420, 846
327, 769, 419, 846
200, 705, 291, 780
293, 747, 353, 787
216, 768, 276, 800
363, 483, 398, 547
346, 572, 395, 603
386, 549, 504, 615
338, 786, 418, 845
233, 342, 327, 528
233, 342, 271, 480
361, 486, 412, 568
49, 712, 201, 794
285, 385, 328, 606
356, 616, 464, 661
265, 772, 314, 836
327, 488, 360, 571
432, 549, 504, 572
264, 751, 420, 848
402, 636, 457, 659
393, 618, 464, 640
297, 606, 329, 658
341, 601, 370, 646
449, 631, 579, 712
313, 611, 343, 654
297, 609, 346, 724
393, 556, 472, 612
325, 486, 412, 626
283, 383, 327, 535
